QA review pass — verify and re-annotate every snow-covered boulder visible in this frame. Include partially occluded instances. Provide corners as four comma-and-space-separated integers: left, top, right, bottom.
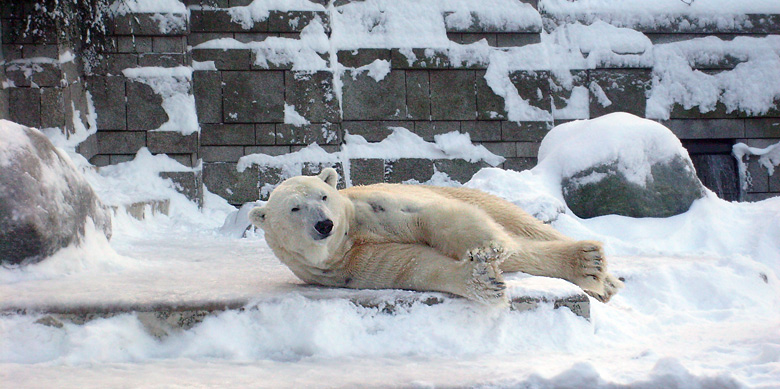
0, 120, 112, 265
537, 113, 706, 218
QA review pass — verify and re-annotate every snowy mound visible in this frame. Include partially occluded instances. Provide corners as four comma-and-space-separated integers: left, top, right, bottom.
536, 113, 705, 218
0, 120, 112, 265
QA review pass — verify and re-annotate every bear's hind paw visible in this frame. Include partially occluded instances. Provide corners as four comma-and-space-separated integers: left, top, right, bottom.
466, 241, 508, 264
465, 256, 508, 305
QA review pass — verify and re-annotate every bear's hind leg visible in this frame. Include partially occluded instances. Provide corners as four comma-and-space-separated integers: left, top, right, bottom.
344, 243, 508, 305
501, 239, 623, 302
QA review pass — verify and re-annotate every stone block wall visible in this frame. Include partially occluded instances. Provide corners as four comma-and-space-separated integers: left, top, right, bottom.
2, 0, 779, 205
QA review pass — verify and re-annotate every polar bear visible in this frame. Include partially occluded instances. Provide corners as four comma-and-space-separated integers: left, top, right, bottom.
249, 168, 623, 305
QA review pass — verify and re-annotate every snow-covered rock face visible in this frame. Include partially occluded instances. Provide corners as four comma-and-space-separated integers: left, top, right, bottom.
0, 120, 112, 265
537, 113, 705, 218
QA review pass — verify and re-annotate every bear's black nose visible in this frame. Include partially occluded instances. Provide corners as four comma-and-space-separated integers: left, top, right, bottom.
315, 219, 334, 236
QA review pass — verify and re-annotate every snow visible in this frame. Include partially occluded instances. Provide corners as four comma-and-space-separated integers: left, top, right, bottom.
237, 127, 503, 192
536, 112, 691, 187
122, 67, 199, 136
3, 113, 780, 387
733, 140, 780, 193
4, 0, 780, 386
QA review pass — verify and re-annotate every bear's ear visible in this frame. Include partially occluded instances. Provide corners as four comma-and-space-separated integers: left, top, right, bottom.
318, 167, 339, 188
248, 206, 266, 226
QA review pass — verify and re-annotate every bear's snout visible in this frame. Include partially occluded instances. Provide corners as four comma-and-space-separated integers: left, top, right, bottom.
314, 219, 334, 238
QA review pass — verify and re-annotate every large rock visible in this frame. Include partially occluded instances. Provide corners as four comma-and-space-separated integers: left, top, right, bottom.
0, 120, 112, 265
537, 113, 706, 219
562, 155, 705, 218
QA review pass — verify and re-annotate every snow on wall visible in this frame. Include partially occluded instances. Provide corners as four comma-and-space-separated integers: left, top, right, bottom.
122, 67, 199, 136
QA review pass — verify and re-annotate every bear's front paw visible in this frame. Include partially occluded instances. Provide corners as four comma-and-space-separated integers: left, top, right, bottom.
465, 241, 508, 264
464, 252, 508, 305
570, 241, 624, 302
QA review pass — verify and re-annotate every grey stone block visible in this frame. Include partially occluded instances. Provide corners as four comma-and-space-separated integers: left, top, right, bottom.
234, 33, 274, 43
109, 155, 135, 165
22, 45, 58, 59
341, 121, 413, 141
503, 157, 537, 172
192, 71, 222, 124
342, 71, 406, 120
744, 192, 778, 202
477, 70, 507, 120
385, 158, 434, 183
276, 122, 341, 145
666, 119, 745, 139
457, 33, 497, 46
5, 65, 31, 87
117, 36, 153, 53
337, 49, 391, 68
391, 48, 451, 70
444, 12, 541, 33
460, 120, 501, 142
147, 132, 198, 154
75, 133, 99, 162
588, 69, 651, 118
9, 88, 40, 128
138, 53, 186, 67
550, 70, 588, 119
160, 171, 203, 205
86, 75, 127, 130
255, 123, 276, 144
479, 141, 516, 158
40, 88, 65, 129
252, 49, 329, 70
745, 158, 770, 193
201, 123, 255, 145
244, 145, 291, 156
202, 163, 260, 204
509, 70, 551, 113
431, 70, 476, 120
201, 146, 245, 162
192, 49, 252, 70
126, 80, 168, 131
89, 154, 110, 167
190, 9, 265, 33
267, 11, 329, 33
414, 121, 460, 141
285, 71, 339, 123
153, 36, 186, 53
92, 53, 138, 75
496, 33, 541, 47
188, 32, 234, 46
349, 158, 384, 186
745, 119, 780, 138
112, 13, 188, 35
434, 159, 488, 183
515, 141, 541, 158
502, 121, 551, 142
223, 71, 285, 123
29, 63, 61, 87
406, 70, 430, 120
97, 131, 146, 154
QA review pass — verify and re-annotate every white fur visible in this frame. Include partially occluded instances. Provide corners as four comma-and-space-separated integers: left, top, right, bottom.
250, 168, 623, 304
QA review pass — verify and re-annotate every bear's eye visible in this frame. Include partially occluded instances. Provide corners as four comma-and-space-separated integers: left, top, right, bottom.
291, 207, 300, 212
322, 195, 328, 201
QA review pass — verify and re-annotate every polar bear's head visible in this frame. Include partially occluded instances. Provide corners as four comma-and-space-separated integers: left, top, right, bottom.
248, 168, 347, 267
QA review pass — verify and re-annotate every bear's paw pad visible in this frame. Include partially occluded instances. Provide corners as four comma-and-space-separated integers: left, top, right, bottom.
465, 258, 507, 305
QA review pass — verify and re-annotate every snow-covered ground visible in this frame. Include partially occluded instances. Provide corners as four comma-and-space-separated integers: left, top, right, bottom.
2, 120, 780, 388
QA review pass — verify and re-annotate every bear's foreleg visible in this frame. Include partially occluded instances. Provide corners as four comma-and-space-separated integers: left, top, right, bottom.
343, 243, 508, 305
500, 239, 623, 302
